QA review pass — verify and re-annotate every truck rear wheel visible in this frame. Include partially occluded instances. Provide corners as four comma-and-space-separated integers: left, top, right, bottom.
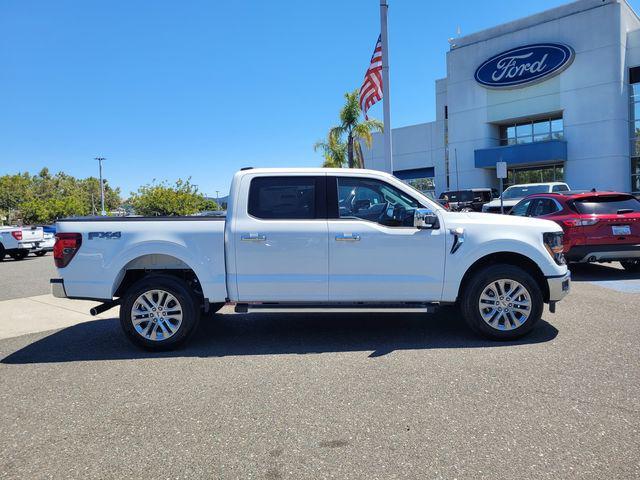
120, 274, 200, 350
10, 250, 28, 261
460, 264, 543, 340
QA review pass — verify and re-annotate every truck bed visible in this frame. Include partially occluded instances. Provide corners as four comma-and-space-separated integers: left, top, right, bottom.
55, 216, 227, 301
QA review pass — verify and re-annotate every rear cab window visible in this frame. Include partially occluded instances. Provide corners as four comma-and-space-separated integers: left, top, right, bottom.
248, 176, 326, 219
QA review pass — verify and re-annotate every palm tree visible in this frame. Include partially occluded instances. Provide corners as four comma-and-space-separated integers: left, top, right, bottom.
330, 90, 384, 168
314, 131, 347, 168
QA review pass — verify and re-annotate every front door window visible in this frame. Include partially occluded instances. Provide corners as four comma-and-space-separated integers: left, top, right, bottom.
337, 177, 420, 227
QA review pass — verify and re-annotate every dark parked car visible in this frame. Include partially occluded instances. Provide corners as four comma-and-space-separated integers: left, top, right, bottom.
510, 191, 640, 271
439, 188, 494, 212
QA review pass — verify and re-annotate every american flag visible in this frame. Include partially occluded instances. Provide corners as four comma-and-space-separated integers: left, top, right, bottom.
359, 35, 383, 119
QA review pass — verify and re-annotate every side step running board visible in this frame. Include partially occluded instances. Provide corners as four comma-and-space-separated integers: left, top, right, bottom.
235, 303, 437, 314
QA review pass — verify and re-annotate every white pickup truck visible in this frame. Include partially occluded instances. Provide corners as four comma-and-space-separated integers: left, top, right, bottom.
0, 226, 44, 261
51, 168, 571, 350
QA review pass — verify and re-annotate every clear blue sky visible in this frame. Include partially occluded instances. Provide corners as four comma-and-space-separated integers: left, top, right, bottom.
2, 0, 638, 197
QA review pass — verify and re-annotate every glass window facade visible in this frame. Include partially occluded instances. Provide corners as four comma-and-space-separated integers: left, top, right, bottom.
630, 73, 640, 193
504, 164, 565, 188
500, 117, 563, 146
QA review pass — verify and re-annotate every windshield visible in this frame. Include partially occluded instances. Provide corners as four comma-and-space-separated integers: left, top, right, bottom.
441, 191, 473, 202
502, 185, 549, 200
573, 195, 640, 214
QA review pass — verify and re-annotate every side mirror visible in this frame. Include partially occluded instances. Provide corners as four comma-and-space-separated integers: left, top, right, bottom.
414, 208, 438, 229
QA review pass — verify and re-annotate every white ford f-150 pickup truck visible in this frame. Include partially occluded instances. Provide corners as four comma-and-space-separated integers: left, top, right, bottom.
1, 225, 44, 261
51, 168, 571, 349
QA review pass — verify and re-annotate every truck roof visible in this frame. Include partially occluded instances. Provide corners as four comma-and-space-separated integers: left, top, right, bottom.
506, 181, 568, 188
236, 167, 394, 176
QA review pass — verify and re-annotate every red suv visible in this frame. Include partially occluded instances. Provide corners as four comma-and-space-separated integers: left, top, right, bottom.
510, 191, 640, 272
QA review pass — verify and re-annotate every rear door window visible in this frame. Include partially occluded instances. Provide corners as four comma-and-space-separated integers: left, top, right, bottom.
248, 176, 324, 219
573, 196, 640, 215
530, 198, 559, 216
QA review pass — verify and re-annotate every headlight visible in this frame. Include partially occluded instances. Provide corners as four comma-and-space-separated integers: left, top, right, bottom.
543, 232, 565, 265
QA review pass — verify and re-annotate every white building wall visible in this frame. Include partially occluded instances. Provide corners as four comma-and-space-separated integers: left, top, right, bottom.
363, 122, 437, 175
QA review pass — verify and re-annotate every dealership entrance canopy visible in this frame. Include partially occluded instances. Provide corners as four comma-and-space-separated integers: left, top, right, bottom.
364, 0, 640, 196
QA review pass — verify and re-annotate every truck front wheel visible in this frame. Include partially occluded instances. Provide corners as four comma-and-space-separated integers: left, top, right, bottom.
460, 264, 543, 340
120, 274, 200, 350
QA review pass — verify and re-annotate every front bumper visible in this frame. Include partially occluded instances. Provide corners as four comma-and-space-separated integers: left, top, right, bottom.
547, 271, 571, 302
50, 278, 67, 298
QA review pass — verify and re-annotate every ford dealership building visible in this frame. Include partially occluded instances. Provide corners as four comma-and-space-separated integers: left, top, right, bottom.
364, 0, 640, 196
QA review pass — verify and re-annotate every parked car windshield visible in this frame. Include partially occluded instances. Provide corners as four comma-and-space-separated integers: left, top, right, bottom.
573, 195, 640, 214
502, 185, 549, 199
440, 191, 473, 202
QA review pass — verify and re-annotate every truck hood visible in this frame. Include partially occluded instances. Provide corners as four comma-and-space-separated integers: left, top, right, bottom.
483, 198, 521, 209
444, 211, 562, 232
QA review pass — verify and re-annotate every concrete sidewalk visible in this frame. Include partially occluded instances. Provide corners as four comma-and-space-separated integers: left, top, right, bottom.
0, 294, 119, 340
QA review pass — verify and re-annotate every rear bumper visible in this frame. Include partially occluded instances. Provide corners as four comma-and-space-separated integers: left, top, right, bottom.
547, 271, 571, 302
17, 242, 41, 251
50, 278, 67, 298
566, 244, 640, 263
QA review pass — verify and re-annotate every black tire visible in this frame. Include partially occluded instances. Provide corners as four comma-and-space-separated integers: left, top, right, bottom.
621, 260, 640, 273
460, 264, 543, 340
119, 274, 201, 350
34, 250, 47, 257
0, 245, 5, 262
10, 250, 28, 261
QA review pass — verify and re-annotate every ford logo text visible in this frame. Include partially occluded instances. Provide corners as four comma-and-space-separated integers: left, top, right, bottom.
475, 43, 574, 88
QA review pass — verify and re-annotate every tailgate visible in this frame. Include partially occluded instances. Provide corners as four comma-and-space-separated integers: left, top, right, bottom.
21, 226, 44, 242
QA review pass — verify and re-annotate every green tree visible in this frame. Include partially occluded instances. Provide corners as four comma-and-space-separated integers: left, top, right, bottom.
327, 90, 383, 168
314, 131, 347, 168
0, 173, 32, 223
0, 169, 122, 224
129, 178, 217, 216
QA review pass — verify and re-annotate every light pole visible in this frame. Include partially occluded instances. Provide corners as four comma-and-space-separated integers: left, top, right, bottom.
95, 157, 106, 216
216, 190, 220, 207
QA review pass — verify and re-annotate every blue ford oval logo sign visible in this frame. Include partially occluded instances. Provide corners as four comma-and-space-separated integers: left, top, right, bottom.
475, 43, 574, 88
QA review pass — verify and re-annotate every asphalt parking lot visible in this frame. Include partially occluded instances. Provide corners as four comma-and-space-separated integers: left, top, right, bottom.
0, 254, 57, 301
0, 259, 639, 479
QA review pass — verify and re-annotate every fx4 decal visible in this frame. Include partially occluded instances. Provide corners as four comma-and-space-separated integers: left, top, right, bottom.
88, 231, 122, 240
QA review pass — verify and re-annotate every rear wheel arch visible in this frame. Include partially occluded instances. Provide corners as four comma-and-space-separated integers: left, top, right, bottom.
113, 254, 205, 300
458, 252, 550, 303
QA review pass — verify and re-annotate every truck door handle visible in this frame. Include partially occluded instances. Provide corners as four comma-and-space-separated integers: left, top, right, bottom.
335, 233, 361, 241
241, 233, 266, 241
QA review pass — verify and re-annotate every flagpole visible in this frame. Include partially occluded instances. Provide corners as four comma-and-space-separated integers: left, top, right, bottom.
380, 0, 393, 173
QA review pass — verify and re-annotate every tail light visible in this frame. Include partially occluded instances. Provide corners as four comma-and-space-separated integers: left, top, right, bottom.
11, 230, 22, 241
562, 218, 598, 227
53, 233, 82, 268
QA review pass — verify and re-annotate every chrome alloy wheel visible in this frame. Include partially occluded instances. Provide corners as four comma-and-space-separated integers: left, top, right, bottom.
131, 289, 183, 341
478, 279, 531, 331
